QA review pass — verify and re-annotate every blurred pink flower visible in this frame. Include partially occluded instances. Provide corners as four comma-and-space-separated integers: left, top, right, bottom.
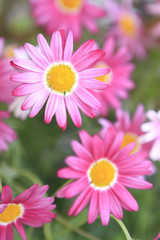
141, 110, 160, 161
29, 0, 105, 41
105, 0, 148, 59
0, 38, 16, 104
0, 111, 17, 153
99, 104, 153, 157
11, 30, 110, 130
0, 184, 56, 240
57, 128, 152, 225
146, 0, 160, 38
93, 37, 135, 116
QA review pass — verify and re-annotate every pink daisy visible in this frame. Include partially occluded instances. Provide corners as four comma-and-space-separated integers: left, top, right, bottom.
99, 104, 153, 156
105, 0, 148, 59
93, 37, 135, 116
0, 184, 56, 240
146, 0, 160, 38
0, 37, 16, 104
57, 128, 152, 225
141, 110, 160, 161
11, 30, 110, 130
29, 0, 105, 41
0, 111, 17, 153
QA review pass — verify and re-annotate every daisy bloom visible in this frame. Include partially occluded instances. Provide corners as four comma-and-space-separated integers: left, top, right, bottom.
141, 110, 160, 161
0, 184, 56, 240
0, 111, 17, 153
11, 30, 110, 130
0, 37, 16, 104
99, 104, 153, 156
29, 0, 105, 41
57, 128, 152, 225
93, 37, 135, 116
105, 0, 147, 59
146, 0, 160, 38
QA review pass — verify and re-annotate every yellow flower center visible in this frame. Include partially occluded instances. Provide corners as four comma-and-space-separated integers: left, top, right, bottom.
0, 204, 23, 225
88, 159, 117, 189
121, 132, 139, 154
45, 63, 77, 94
3, 45, 17, 58
94, 62, 112, 84
56, 0, 83, 13
119, 13, 137, 37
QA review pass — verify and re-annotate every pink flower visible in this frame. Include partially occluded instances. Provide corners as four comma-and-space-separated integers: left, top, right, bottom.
99, 104, 153, 156
0, 38, 16, 104
57, 128, 152, 225
0, 111, 17, 153
146, 0, 160, 38
105, 0, 147, 59
29, 0, 105, 41
11, 30, 110, 130
141, 110, 160, 161
0, 184, 56, 240
93, 37, 135, 116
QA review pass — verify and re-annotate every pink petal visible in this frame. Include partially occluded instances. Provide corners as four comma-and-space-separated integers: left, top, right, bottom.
93, 135, 104, 160
78, 130, 92, 152
72, 50, 105, 72
113, 182, 139, 211
79, 78, 108, 90
66, 95, 82, 128
71, 40, 97, 63
29, 90, 49, 118
107, 132, 124, 158
75, 87, 101, 110
63, 31, 73, 61
88, 190, 99, 224
50, 31, 62, 62
37, 34, 54, 62
118, 176, 153, 189
79, 68, 110, 79
11, 60, 43, 73
24, 43, 50, 68
13, 83, 44, 96
57, 167, 84, 179
68, 186, 91, 216
14, 220, 27, 240
55, 96, 67, 129
108, 189, 123, 220
11, 72, 43, 84
6, 224, 13, 240
99, 191, 110, 226
71, 140, 93, 161
44, 93, 58, 124
1, 185, 12, 203
65, 156, 89, 171
0, 226, 7, 240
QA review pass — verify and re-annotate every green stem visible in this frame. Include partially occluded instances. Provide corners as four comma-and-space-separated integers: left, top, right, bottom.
56, 213, 101, 240
52, 179, 73, 197
111, 215, 132, 240
17, 168, 43, 185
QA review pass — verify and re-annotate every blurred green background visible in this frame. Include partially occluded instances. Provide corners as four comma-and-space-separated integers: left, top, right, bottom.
0, 0, 160, 239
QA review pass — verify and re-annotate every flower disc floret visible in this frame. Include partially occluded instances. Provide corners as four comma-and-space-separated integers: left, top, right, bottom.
88, 158, 117, 189
0, 204, 23, 225
45, 62, 78, 94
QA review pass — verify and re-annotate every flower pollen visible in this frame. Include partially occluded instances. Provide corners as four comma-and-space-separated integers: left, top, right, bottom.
0, 204, 23, 225
88, 159, 117, 189
119, 13, 137, 37
46, 63, 77, 94
121, 133, 139, 154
